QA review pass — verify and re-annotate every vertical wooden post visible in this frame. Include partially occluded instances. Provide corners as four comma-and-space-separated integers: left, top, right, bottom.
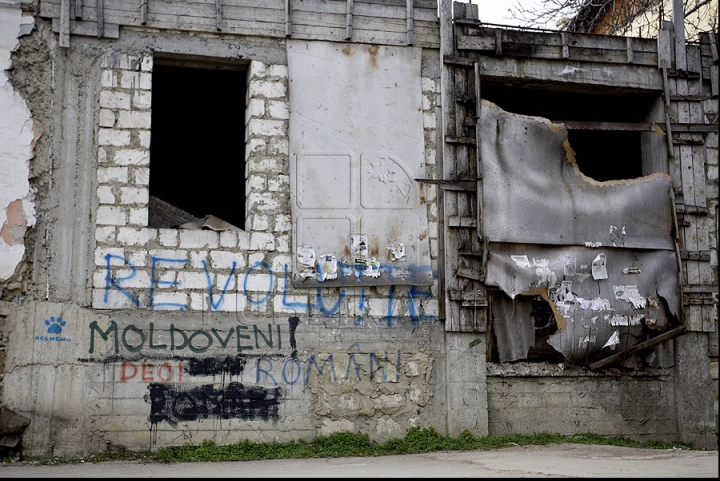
345, 0, 353, 41
216, 0, 223, 31
561, 32, 569, 59
406, 0, 414, 46
474, 61, 482, 240
494, 29, 502, 55
626, 37, 634, 64
96, 0, 104, 38
285, 0, 292, 37
75, 0, 82, 19
672, 0, 686, 70
140, 0, 148, 25
60, 0, 70, 47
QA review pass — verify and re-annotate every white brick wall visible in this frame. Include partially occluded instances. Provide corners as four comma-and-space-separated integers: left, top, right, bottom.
91, 53, 441, 328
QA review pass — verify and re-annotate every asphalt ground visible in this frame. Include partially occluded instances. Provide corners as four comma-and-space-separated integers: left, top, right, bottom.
0, 443, 717, 478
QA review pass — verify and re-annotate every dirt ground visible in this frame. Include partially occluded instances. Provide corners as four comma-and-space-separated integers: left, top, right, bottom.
0, 443, 717, 478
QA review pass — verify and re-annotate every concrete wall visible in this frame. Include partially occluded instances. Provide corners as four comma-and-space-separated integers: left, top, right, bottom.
486, 363, 679, 442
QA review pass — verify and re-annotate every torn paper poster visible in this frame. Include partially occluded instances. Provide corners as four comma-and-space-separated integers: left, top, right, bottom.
576, 296, 612, 311
614, 285, 646, 309
350, 234, 368, 257
578, 335, 596, 348
609, 315, 629, 326
610, 225, 626, 247
317, 254, 338, 282
563, 257, 576, 276
353, 258, 380, 278
585, 242, 603, 248
511, 255, 531, 268
551, 281, 574, 303
591, 253, 608, 280
533, 258, 557, 286
296, 246, 317, 279
602, 330, 620, 349
387, 242, 406, 261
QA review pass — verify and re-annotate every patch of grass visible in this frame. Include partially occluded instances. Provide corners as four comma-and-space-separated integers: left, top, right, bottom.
70, 427, 705, 464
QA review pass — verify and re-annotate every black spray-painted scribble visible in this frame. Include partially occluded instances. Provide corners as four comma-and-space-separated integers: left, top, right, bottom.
146, 382, 282, 424
288, 316, 300, 358
183, 355, 248, 377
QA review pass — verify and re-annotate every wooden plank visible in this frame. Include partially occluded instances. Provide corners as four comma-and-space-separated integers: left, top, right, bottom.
448, 216, 476, 227
588, 325, 686, 371
456, 36, 658, 66
672, 0, 686, 70
495, 28, 502, 55
626, 37, 633, 64
96, 0, 104, 38
686, 304, 704, 331
52, 17, 120, 38
657, 27, 673, 68
345, 0, 353, 40
449, 289, 487, 305
405, 0, 412, 46
140, 0, 147, 24
75, 0, 83, 19
456, 267, 483, 282
438, 0, 452, 329
60, 0, 70, 47
561, 32, 568, 59
701, 305, 714, 332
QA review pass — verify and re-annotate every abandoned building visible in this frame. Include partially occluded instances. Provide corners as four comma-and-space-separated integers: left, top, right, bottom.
0, 0, 717, 459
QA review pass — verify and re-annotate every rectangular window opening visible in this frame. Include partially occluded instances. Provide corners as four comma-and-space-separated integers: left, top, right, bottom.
480, 82, 663, 182
149, 55, 248, 230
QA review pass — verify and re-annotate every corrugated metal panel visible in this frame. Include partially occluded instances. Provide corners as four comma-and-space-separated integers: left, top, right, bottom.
287, 40, 432, 287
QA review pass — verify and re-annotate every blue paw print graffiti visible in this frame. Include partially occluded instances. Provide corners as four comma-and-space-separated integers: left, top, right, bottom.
45, 316, 66, 334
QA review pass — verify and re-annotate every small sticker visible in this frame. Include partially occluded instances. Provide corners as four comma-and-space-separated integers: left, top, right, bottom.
614, 285, 646, 309
350, 234, 368, 257
591, 253, 607, 280
622, 267, 641, 274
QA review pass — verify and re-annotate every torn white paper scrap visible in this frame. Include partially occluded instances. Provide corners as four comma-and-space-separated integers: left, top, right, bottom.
614, 285, 646, 309
511, 255, 531, 268
591, 253, 607, 280
317, 254, 338, 282
585, 242, 602, 248
387, 242, 406, 261
350, 234, 368, 257
297, 246, 317, 279
602, 330, 620, 350
533, 258, 557, 286
563, 257, 576, 276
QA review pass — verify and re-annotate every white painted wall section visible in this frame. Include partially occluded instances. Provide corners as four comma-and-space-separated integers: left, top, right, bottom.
0, 1, 36, 281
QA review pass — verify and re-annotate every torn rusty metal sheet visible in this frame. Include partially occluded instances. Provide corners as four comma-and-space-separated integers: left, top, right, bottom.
478, 100, 675, 251
485, 243, 679, 362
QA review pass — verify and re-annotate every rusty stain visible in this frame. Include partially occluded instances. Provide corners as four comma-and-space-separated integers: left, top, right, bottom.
418, 232, 427, 241
342, 46, 352, 56
367, 45, 379, 68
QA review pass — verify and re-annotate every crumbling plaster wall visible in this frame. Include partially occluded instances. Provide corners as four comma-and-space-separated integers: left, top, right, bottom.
2, 18, 452, 459
0, 1, 37, 295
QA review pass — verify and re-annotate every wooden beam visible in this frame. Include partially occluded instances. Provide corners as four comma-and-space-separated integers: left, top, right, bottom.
561, 32, 569, 59
673, 0, 686, 70
345, 0, 353, 41
75, 0, 82, 19
589, 325, 686, 371
456, 267, 484, 282
96, 0, 104, 38
414, 179, 477, 192
60, 0, 70, 47
626, 37, 633, 64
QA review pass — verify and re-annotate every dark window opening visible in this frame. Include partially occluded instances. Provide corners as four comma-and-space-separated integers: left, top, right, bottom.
149, 58, 247, 229
479, 82, 660, 182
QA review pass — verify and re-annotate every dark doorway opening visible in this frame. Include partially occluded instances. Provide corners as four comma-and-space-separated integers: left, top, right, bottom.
149, 59, 247, 229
